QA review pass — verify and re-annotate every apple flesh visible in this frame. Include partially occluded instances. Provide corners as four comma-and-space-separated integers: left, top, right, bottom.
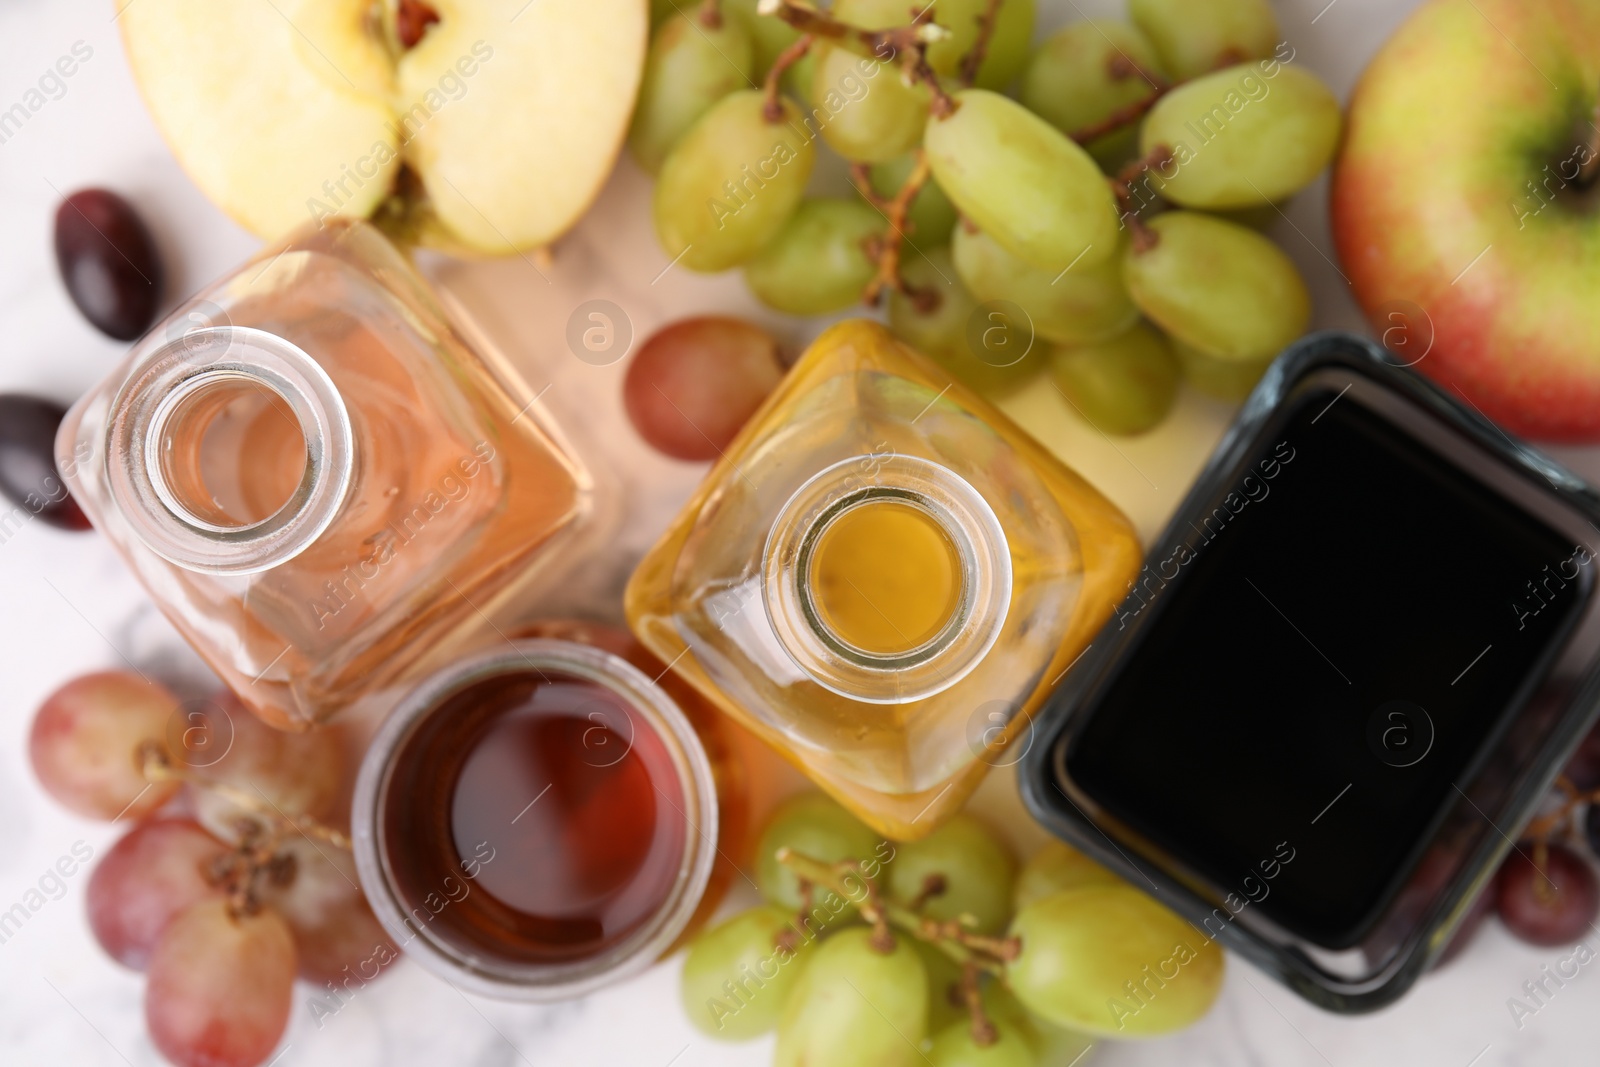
120, 0, 646, 254
1332, 0, 1600, 441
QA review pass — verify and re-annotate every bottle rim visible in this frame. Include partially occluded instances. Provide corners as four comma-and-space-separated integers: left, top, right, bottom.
762, 454, 1013, 704
104, 326, 353, 575
350, 639, 720, 1001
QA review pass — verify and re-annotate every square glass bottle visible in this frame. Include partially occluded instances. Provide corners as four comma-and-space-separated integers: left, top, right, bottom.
58, 219, 591, 730
626, 320, 1141, 838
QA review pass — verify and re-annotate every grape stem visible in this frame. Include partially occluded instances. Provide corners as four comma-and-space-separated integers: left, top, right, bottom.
854, 150, 937, 309
206, 826, 297, 919
1075, 77, 1177, 143
1111, 145, 1175, 253
775, 846, 1021, 974
1518, 774, 1600, 904
961, 962, 999, 1047
762, 33, 814, 122
956, 0, 1004, 88
760, 0, 959, 117
138, 741, 354, 851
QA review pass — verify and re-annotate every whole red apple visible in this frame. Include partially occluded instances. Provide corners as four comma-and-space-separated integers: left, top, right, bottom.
1332, 0, 1600, 442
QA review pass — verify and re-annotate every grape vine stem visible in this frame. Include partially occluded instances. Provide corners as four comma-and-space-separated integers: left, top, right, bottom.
138, 741, 354, 850
957, 0, 1004, 87
761, 0, 958, 117
854, 150, 936, 309
763, 33, 814, 121
775, 846, 1021, 975
1112, 144, 1175, 252
1520, 775, 1600, 903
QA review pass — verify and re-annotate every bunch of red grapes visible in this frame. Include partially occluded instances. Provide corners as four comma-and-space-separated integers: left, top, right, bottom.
28, 671, 394, 1067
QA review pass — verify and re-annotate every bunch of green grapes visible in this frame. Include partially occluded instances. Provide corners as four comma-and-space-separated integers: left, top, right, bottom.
635, 0, 1341, 437
680, 793, 1224, 1064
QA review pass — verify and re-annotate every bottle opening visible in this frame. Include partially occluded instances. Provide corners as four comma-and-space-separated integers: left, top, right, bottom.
763, 455, 1012, 704
805, 493, 964, 657
152, 373, 310, 530
106, 327, 354, 575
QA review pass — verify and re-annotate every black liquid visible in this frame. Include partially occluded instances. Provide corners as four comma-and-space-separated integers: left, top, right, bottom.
1067, 389, 1587, 946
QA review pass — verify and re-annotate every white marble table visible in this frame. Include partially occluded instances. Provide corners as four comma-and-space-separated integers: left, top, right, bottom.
3, 0, 1599, 1064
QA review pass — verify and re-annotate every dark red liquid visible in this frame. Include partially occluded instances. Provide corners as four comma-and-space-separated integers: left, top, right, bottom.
383, 669, 688, 963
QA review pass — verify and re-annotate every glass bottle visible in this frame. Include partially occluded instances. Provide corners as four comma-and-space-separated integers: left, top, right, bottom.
58, 219, 591, 730
626, 320, 1142, 839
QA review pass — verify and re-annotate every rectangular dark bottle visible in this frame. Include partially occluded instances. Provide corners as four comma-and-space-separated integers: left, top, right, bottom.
1025, 333, 1600, 1010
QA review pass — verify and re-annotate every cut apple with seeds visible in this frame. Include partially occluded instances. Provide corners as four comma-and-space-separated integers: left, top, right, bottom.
120, 0, 646, 254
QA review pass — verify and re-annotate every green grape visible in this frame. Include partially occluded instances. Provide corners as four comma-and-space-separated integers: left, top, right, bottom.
724, 0, 804, 76
1121, 211, 1308, 399
775, 927, 929, 1067
1013, 841, 1124, 913
951, 223, 1137, 346
1008, 886, 1225, 1037
743, 198, 882, 315
681, 904, 814, 1040
929, 1018, 1037, 1067
925, 90, 1119, 273
1171, 337, 1273, 401
885, 813, 1016, 935
889, 247, 1042, 398
1128, 0, 1280, 82
1051, 322, 1180, 436
808, 43, 929, 163
653, 90, 816, 272
1141, 64, 1342, 209
756, 792, 882, 912
917, 940, 967, 1034
987, 984, 1096, 1066
1020, 20, 1167, 170
629, 13, 756, 176
833, 0, 1036, 91
868, 155, 958, 248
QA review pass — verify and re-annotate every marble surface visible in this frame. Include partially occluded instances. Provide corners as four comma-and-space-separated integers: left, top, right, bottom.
4, 0, 1600, 1064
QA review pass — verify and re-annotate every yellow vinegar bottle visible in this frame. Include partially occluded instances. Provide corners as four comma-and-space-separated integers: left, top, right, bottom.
625, 321, 1141, 839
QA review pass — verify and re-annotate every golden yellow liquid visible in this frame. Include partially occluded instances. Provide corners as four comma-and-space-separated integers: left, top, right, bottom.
626, 320, 1143, 839
809, 501, 961, 655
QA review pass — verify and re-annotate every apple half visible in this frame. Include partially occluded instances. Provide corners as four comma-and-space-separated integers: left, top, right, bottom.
120, 0, 646, 254
1332, 0, 1600, 442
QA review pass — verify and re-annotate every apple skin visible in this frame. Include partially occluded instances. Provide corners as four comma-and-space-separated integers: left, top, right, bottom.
1331, 0, 1600, 442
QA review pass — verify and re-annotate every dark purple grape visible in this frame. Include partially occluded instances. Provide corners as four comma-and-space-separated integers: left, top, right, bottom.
1432, 882, 1495, 969
1585, 803, 1600, 858
0, 395, 90, 530
54, 188, 163, 341
1495, 843, 1599, 947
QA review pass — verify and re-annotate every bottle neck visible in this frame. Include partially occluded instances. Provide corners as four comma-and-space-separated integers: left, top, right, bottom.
762, 455, 1012, 704
106, 327, 353, 575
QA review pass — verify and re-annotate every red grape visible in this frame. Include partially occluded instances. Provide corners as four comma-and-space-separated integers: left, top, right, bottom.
54, 188, 163, 341
185, 692, 343, 843
0, 395, 90, 531
88, 818, 227, 970
28, 671, 179, 820
261, 836, 396, 984
146, 898, 296, 1067
622, 316, 785, 461
1495, 843, 1600, 947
